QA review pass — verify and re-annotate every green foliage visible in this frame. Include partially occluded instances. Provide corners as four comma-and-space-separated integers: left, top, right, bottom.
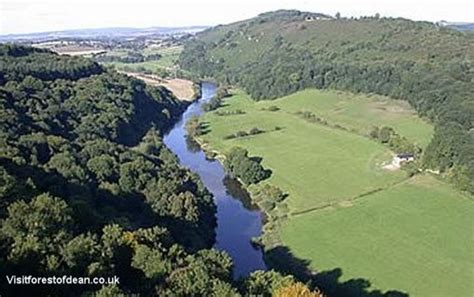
224, 127, 265, 140
94, 285, 126, 297
61, 233, 100, 272
186, 116, 206, 137
370, 126, 419, 154
216, 86, 230, 99
253, 184, 286, 203
0, 44, 102, 81
1, 194, 72, 268
86, 155, 118, 182
242, 270, 294, 296
180, 10, 474, 192
224, 147, 269, 185
131, 244, 170, 279
0, 44, 254, 296
202, 95, 223, 111
165, 249, 234, 295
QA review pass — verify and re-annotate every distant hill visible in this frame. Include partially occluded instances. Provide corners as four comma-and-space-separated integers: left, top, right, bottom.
180, 9, 474, 193
448, 23, 474, 31
0, 26, 209, 42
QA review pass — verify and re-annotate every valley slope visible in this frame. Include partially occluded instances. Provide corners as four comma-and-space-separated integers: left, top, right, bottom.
181, 10, 474, 297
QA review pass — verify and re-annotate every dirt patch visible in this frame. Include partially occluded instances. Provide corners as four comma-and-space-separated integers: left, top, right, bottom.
55, 48, 106, 56
122, 72, 195, 101
35, 44, 106, 56
382, 154, 402, 171
338, 200, 354, 207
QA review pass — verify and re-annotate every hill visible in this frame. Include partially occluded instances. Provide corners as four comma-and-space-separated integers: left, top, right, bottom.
180, 9, 474, 193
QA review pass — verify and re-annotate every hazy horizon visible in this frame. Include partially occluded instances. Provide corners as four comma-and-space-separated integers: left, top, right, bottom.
1, 0, 473, 35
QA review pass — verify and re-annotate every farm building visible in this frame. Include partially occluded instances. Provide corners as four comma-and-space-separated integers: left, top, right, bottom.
396, 153, 415, 162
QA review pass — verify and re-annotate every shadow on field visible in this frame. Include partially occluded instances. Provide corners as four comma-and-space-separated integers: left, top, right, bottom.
265, 246, 409, 297
198, 121, 212, 135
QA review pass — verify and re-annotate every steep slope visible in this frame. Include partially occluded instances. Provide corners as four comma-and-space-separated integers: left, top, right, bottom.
0, 44, 324, 296
0, 44, 221, 295
180, 9, 474, 193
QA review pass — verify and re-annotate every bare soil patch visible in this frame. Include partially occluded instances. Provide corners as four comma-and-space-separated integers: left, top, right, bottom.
122, 72, 195, 101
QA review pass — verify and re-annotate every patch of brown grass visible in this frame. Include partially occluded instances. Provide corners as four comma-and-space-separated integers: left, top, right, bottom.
121, 72, 195, 101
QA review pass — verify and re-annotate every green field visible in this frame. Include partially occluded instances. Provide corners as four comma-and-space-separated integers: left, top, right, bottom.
281, 175, 474, 297
270, 90, 433, 148
104, 46, 182, 72
200, 89, 473, 296
201, 89, 430, 212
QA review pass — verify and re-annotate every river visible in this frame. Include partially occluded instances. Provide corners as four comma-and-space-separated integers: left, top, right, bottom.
163, 82, 267, 278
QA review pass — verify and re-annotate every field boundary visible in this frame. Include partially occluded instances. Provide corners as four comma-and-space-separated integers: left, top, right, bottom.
291, 176, 413, 217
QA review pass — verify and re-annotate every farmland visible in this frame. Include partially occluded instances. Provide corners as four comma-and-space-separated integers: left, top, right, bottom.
281, 174, 474, 297
102, 46, 183, 73
199, 89, 431, 212
198, 88, 473, 296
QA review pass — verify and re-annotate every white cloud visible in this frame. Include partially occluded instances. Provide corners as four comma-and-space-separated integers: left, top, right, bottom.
0, 0, 472, 35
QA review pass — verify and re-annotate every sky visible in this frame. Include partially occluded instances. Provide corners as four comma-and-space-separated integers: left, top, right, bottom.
0, 0, 473, 35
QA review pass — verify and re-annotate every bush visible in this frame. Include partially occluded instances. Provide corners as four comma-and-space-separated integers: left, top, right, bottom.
249, 127, 264, 135
223, 147, 269, 184
235, 131, 249, 137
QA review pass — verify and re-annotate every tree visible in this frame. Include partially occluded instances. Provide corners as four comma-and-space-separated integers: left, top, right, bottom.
275, 282, 324, 297
87, 155, 117, 182
378, 126, 394, 143
61, 233, 100, 273
131, 244, 170, 279
1, 194, 73, 267
224, 147, 269, 184
242, 270, 294, 296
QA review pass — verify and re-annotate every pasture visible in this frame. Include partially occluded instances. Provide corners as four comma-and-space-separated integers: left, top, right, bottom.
281, 174, 474, 297
200, 89, 428, 212
103, 45, 182, 72
199, 89, 472, 296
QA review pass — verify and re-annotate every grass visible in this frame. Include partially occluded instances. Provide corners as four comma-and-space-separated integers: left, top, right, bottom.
199, 89, 473, 296
268, 89, 433, 148
200, 89, 429, 212
103, 46, 182, 71
281, 174, 474, 297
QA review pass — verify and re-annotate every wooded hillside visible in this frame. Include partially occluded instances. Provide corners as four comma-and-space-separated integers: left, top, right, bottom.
180, 10, 474, 193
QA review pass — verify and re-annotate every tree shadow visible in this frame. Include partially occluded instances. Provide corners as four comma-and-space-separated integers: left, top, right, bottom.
265, 245, 409, 297
198, 121, 212, 135
223, 176, 260, 211
250, 156, 264, 163
185, 135, 202, 152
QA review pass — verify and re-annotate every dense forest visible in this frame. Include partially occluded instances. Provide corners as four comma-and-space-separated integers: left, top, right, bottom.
180, 10, 474, 193
0, 44, 321, 296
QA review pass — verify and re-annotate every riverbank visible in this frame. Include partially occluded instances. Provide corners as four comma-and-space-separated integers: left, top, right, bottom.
190, 115, 287, 264
162, 82, 267, 278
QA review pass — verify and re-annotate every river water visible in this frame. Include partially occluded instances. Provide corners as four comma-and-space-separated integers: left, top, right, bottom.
163, 82, 267, 278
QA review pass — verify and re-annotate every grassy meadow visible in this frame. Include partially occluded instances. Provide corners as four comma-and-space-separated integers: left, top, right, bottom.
104, 46, 182, 72
199, 89, 473, 296
200, 89, 429, 212
270, 90, 433, 148
281, 174, 474, 297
